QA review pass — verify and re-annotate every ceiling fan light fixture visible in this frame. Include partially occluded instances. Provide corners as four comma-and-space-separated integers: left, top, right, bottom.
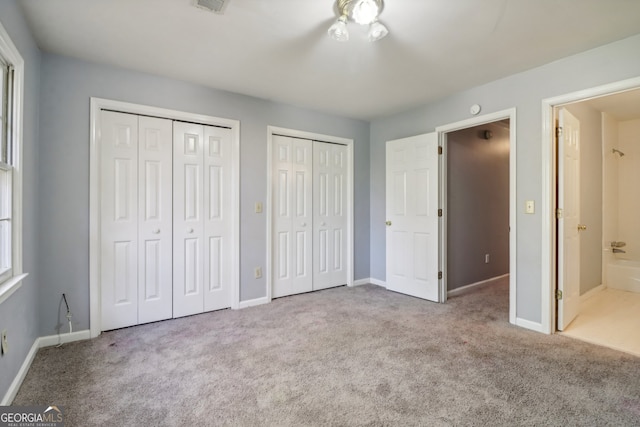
368, 20, 388, 42
329, 0, 387, 42
328, 15, 350, 42
352, 0, 380, 25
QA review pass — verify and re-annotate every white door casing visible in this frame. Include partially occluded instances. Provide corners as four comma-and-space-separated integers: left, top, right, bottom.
138, 116, 173, 324
557, 108, 581, 330
385, 132, 439, 302
313, 141, 348, 290
272, 135, 313, 298
100, 111, 140, 330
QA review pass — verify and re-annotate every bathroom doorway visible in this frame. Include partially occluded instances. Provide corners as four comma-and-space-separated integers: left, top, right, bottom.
554, 88, 640, 356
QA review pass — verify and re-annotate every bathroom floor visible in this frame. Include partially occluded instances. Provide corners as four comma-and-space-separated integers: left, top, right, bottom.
561, 288, 640, 357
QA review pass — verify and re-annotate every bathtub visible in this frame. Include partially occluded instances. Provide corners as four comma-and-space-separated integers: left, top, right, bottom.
607, 259, 640, 293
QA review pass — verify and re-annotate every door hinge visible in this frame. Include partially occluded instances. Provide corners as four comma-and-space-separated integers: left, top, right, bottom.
438, 271, 443, 280
556, 208, 563, 219
556, 127, 563, 138
556, 290, 563, 300
438, 209, 443, 217
438, 146, 443, 155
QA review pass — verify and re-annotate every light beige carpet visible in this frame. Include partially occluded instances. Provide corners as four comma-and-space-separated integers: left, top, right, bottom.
13, 279, 640, 426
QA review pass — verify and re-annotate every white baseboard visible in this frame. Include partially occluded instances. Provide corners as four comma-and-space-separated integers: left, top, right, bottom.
39, 330, 91, 349
369, 278, 387, 287
1, 339, 38, 405
581, 284, 605, 303
515, 317, 544, 333
1, 329, 91, 405
237, 296, 269, 309
447, 274, 510, 297
353, 278, 371, 286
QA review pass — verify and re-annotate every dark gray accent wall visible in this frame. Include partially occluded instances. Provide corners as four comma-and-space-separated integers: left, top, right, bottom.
370, 34, 640, 324
447, 122, 509, 291
0, 1, 41, 402
565, 103, 603, 295
36, 53, 370, 335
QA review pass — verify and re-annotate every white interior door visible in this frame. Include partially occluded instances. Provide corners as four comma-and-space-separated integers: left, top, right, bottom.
385, 132, 439, 301
203, 125, 233, 312
558, 108, 581, 330
313, 141, 348, 290
100, 111, 139, 330
272, 135, 313, 298
138, 116, 173, 324
173, 122, 205, 317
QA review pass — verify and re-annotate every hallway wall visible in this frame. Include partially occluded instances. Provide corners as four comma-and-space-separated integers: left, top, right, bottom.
447, 122, 510, 291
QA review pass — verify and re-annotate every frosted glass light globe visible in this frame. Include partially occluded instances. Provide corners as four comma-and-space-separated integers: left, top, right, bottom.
352, 0, 379, 25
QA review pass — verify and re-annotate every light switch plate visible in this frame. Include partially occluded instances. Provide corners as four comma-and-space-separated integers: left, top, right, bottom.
525, 200, 535, 214
255, 202, 263, 213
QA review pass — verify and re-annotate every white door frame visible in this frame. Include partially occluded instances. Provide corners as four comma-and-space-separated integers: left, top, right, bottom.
541, 76, 640, 334
89, 97, 240, 338
266, 126, 354, 302
436, 108, 517, 325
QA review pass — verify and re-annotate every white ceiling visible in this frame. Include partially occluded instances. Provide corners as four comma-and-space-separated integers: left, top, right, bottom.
19, 0, 640, 120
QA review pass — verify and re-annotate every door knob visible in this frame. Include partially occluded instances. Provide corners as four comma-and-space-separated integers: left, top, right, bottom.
385, 221, 392, 226
321, 222, 326, 226
152, 229, 160, 234
578, 224, 587, 231
188, 228, 194, 234
301, 223, 307, 227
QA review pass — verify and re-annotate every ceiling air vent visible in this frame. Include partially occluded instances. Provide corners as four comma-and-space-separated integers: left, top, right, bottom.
194, 0, 229, 14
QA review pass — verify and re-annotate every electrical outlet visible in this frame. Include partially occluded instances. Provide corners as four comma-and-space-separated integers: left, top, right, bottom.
485, 254, 490, 264
1, 329, 7, 355
254, 267, 262, 279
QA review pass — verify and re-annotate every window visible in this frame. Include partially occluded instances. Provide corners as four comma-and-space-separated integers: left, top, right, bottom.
0, 58, 14, 282
0, 21, 25, 304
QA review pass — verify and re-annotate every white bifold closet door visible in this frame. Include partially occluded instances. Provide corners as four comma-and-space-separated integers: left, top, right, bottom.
272, 136, 348, 298
313, 141, 348, 290
272, 135, 313, 298
173, 121, 233, 318
101, 111, 173, 331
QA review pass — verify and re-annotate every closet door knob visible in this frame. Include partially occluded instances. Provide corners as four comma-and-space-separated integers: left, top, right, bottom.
152, 229, 160, 234
188, 228, 194, 234
301, 223, 307, 227
321, 222, 326, 227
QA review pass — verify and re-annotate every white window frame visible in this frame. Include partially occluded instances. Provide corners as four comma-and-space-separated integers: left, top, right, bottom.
0, 21, 27, 305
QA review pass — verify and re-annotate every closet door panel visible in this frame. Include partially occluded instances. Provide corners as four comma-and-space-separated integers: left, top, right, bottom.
272, 136, 293, 298
313, 142, 348, 290
291, 138, 313, 294
173, 122, 205, 318
100, 111, 139, 330
203, 126, 233, 311
272, 136, 313, 298
138, 116, 173, 324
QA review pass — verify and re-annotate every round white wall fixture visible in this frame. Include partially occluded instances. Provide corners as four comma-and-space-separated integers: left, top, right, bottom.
470, 104, 481, 115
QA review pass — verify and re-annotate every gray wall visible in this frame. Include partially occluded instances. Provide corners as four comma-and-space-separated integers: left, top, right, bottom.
370, 34, 640, 324
37, 53, 370, 335
447, 122, 510, 291
0, 1, 41, 401
565, 103, 603, 295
